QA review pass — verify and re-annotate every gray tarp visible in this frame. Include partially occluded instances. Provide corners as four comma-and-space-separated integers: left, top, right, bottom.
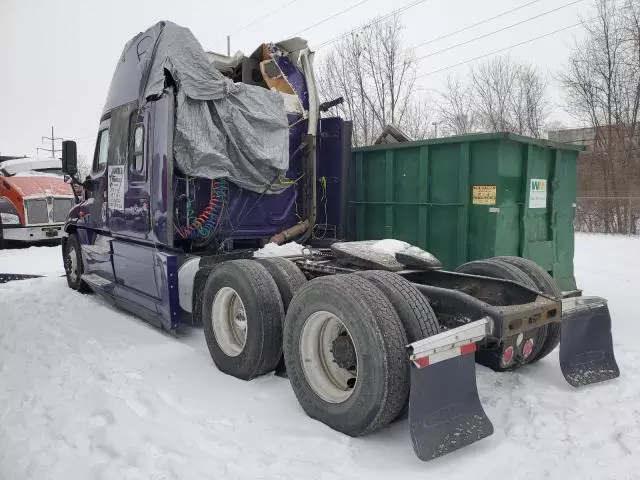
135, 21, 290, 193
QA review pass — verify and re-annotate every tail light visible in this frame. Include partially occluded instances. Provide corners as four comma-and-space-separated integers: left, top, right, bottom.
502, 345, 515, 366
522, 338, 535, 359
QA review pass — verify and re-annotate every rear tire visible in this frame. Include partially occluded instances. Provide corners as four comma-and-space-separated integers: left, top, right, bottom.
255, 257, 307, 374
354, 270, 440, 342
493, 256, 562, 363
354, 270, 440, 420
203, 260, 284, 380
255, 257, 307, 309
283, 274, 408, 437
455, 259, 547, 370
63, 234, 90, 292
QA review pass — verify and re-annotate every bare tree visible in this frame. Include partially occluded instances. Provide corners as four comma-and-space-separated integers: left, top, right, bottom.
437, 75, 477, 135
511, 64, 550, 138
471, 56, 518, 133
317, 14, 428, 145
76, 154, 91, 180
561, 0, 640, 233
400, 97, 433, 139
437, 56, 549, 138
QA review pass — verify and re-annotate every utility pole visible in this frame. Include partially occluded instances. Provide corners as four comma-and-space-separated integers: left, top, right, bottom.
227, 35, 231, 56
38, 125, 63, 158
432, 121, 440, 138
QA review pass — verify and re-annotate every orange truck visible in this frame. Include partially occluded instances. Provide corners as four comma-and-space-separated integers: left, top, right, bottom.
0, 157, 75, 245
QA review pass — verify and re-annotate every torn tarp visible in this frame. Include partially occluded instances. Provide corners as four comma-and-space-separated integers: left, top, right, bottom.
119, 21, 290, 193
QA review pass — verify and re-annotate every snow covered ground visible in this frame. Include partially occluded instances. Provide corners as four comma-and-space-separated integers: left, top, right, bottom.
0, 235, 638, 479
0, 244, 65, 276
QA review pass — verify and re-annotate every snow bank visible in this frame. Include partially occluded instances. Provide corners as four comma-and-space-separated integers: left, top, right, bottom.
253, 241, 305, 258
0, 235, 638, 479
0, 245, 64, 276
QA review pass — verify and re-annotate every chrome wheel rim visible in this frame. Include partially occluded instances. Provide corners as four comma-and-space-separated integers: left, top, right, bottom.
212, 287, 248, 357
299, 311, 358, 403
67, 245, 79, 283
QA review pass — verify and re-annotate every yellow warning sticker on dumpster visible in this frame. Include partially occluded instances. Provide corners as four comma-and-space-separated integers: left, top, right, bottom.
472, 185, 497, 205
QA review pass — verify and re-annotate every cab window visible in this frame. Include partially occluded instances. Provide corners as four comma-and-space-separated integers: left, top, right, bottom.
131, 123, 145, 173
94, 128, 110, 172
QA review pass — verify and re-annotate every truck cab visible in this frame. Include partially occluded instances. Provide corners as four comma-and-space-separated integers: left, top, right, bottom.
61, 21, 350, 331
0, 156, 75, 245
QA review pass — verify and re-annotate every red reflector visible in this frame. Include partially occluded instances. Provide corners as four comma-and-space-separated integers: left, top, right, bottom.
502, 345, 515, 365
522, 338, 534, 359
460, 343, 477, 355
415, 356, 430, 368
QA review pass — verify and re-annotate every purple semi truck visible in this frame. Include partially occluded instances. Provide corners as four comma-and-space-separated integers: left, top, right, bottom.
59, 21, 619, 461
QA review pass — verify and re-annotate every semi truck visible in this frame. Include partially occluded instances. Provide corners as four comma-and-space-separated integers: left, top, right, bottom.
59, 21, 619, 461
0, 156, 75, 246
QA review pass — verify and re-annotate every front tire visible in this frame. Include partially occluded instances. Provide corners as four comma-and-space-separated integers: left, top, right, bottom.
283, 274, 408, 437
63, 234, 90, 292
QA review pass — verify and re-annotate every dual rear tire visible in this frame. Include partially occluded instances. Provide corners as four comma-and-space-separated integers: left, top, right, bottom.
203, 259, 440, 437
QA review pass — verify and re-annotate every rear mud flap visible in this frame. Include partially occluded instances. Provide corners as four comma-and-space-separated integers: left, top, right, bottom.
409, 353, 493, 461
559, 296, 620, 387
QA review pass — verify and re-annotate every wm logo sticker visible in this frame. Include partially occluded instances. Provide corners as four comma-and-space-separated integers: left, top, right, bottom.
531, 179, 546, 191
529, 178, 547, 209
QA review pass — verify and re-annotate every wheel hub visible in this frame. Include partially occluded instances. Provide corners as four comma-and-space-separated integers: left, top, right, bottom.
66, 246, 78, 281
331, 333, 357, 370
212, 287, 248, 357
299, 311, 358, 403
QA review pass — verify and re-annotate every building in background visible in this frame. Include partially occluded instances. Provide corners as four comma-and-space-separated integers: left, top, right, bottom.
549, 126, 640, 235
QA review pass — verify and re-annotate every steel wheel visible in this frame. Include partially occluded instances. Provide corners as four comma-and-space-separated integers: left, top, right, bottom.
212, 287, 248, 357
66, 244, 79, 283
299, 311, 358, 403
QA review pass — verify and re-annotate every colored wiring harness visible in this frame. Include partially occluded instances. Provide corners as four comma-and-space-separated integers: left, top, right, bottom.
175, 179, 227, 240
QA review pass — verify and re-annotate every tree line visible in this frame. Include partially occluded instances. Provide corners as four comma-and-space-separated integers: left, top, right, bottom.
318, 0, 640, 234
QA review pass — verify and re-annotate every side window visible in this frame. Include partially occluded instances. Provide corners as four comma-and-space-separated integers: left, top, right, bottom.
94, 128, 110, 172
131, 123, 145, 173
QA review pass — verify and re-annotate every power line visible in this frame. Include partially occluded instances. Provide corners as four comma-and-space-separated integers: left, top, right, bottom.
72, 132, 96, 142
37, 126, 63, 158
415, 0, 586, 62
229, 0, 304, 36
416, 21, 583, 79
292, 0, 373, 37
413, 0, 545, 50
316, 0, 431, 49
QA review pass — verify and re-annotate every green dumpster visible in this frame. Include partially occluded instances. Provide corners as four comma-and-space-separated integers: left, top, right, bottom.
348, 133, 582, 293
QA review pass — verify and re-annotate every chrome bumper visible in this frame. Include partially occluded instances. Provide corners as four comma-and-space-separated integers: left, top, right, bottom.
2, 225, 66, 242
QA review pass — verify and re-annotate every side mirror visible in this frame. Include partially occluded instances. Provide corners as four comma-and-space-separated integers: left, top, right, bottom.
62, 140, 78, 176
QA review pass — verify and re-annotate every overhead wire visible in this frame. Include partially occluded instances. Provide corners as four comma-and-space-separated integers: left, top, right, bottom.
412, 0, 545, 50
414, 0, 587, 62
315, 0, 431, 49
228, 0, 304, 36
292, 0, 373, 37
415, 21, 584, 79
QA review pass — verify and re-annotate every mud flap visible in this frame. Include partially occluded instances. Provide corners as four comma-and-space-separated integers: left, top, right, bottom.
559, 296, 620, 387
409, 354, 493, 461
408, 318, 494, 462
